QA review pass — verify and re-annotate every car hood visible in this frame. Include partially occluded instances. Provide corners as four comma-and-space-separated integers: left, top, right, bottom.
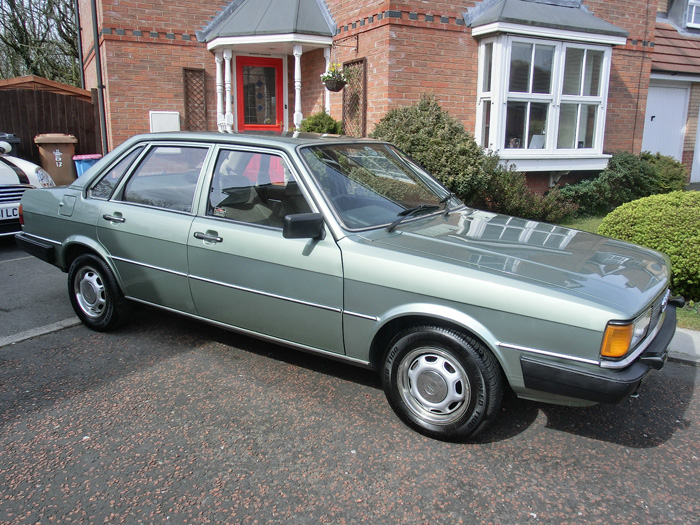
361, 208, 670, 315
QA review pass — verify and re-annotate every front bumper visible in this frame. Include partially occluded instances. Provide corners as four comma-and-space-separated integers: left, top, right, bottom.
520, 300, 681, 404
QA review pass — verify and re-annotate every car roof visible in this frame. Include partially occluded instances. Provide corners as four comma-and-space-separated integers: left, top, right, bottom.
122, 131, 381, 152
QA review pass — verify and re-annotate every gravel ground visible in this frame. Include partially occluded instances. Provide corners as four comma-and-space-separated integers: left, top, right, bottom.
1, 309, 699, 523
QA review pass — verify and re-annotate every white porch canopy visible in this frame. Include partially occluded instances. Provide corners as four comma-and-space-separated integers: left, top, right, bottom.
196, 0, 335, 132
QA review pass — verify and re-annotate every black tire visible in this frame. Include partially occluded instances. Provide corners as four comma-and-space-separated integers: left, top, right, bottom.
67, 254, 131, 331
382, 325, 503, 441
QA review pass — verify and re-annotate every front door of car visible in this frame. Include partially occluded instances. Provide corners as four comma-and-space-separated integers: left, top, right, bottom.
187, 147, 344, 354
96, 144, 211, 313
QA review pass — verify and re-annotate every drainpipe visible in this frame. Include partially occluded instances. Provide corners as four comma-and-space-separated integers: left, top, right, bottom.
73, 0, 85, 89
90, 0, 109, 154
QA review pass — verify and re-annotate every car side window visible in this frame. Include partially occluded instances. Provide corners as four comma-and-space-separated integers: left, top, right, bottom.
89, 146, 144, 199
120, 146, 208, 212
208, 149, 311, 227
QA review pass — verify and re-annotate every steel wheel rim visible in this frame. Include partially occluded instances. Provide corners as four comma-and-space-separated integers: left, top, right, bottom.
397, 347, 471, 425
74, 266, 107, 319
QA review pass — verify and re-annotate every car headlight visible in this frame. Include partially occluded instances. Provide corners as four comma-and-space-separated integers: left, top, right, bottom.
35, 167, 56, 188
600, 308, 653, 359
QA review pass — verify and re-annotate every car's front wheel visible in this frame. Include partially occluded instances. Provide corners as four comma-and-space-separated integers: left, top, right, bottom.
68, 254, 131, 331
382, 325, 503, 441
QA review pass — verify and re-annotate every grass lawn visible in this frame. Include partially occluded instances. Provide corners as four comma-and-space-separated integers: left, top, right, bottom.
557, 215, 699, 331
677, 303, 700, 331
559, 215, 605, 234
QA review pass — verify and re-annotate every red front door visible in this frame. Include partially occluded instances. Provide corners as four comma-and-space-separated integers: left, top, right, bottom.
236, 56, 284, 132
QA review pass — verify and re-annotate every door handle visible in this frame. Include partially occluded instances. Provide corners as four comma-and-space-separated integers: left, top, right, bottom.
194, 231, 223, 243
103, 214, 126, 223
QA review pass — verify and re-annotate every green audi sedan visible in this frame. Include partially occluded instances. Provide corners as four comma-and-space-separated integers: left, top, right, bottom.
15, 132, 682, 441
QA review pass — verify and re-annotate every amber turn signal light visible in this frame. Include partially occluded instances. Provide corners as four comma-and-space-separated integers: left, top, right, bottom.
600, 323, 634, 358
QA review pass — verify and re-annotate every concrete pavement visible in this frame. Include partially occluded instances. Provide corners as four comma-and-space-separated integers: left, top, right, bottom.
669, 327, 700, 366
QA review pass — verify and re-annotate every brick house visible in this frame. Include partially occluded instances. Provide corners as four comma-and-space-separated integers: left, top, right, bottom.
78, 0, 681, 187
643, 0, 700, 182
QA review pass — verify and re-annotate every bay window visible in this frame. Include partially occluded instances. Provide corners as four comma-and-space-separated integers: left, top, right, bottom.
476, 35, 613, 170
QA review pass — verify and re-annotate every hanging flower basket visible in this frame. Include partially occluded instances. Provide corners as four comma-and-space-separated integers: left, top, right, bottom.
321, 63, 347, 92
324, 78, 346, 92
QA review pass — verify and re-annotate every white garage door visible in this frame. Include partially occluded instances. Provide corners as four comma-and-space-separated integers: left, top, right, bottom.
641, 85, 688, 161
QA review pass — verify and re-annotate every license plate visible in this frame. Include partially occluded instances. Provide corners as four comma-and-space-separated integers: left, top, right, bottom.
0, 205, 19, 220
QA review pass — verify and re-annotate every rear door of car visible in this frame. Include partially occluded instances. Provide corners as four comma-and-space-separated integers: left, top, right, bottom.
96, 142, 212, 313
187, 146, 345, 354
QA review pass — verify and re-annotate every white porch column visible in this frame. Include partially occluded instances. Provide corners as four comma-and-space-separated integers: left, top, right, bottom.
323, 47, 331, 113
215, 51, 225, 132
223, 48, 233, 132
293, 44, 303, 128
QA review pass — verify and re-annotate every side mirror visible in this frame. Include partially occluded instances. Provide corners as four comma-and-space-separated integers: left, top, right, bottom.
0, 141, 11, 154
283, 213, 325, 239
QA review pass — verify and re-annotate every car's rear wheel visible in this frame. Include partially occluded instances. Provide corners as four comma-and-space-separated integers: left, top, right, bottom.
68, 254, 131, 331
382, 325, 503, 441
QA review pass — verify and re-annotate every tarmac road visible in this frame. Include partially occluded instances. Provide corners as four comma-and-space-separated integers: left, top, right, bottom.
1, 237, 699, 522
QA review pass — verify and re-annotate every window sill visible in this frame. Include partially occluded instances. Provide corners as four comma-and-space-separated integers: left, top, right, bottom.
498, 153, 611, 172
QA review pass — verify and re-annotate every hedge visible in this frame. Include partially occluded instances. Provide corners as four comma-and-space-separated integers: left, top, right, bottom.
598, 191, 700, 301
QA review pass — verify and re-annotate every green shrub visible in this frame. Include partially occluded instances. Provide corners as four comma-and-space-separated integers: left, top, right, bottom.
371, 94, 579, 222
299, 110, 342, 134
370, 94, 491, 202
471, 166, 579, 223
598, 191, 700, 301
641, 151, 688, 192
559, 152, 687, 217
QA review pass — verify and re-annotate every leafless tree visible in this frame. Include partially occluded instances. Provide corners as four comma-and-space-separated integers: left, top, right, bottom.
0, 0, 79, 86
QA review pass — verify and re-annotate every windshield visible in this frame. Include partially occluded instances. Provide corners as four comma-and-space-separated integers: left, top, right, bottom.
300, 143, 458, 230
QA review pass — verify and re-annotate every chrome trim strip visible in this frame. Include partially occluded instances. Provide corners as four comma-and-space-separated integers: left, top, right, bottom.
110, 256, 346, 316
498, 342, 600, 366
188, 274, 342, 314
343, 310, 379, 322
22, 232, 61, 246
110, 255, 188, 278
124, 297, 372, 369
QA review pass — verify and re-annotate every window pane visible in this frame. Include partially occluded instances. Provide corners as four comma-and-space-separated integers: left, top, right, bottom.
123, 146, 207, 212
506, 101, 527, 149
242, 65, 277, 126
532, 45, 554, 94
563, 48, 584, 95
528, 103, 548, 149
90, 146, 143, 199
481, 100, 492, 148
509, 42, 532, 93
209, 150, 309, 227
578, 104, 597, 148
583, 50, 603, 96
483, 43, 493, 92
689, 4, 700, 25
557, 104, 578, 149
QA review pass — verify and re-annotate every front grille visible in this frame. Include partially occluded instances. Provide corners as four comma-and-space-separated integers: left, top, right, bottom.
0, 185, 30, 203
648, 290, 670, 335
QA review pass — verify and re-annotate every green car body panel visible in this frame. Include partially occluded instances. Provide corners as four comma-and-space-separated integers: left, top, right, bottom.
15, 132, 680, 440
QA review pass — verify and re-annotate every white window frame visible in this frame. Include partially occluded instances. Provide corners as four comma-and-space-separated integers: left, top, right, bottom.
688, 0, 700, 28
476, 34, 614, 171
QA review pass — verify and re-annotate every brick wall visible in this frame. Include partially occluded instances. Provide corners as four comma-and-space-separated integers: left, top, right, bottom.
81, 0, 657, 161
80, 0, 228, 149
683, 83, 700, 179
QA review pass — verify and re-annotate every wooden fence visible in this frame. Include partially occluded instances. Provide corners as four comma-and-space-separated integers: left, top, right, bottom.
0, 88, 102, 164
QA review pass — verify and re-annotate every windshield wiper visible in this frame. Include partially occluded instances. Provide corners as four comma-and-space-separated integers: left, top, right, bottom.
440, 192, 456, 216
386, 204, 440, 232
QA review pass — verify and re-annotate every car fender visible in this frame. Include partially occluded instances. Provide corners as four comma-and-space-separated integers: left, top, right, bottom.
58, 235, 126, 291
366, 302, 518, 378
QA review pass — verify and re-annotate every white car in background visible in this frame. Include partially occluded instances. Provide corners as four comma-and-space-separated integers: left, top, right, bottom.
0, 140, 55, 236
